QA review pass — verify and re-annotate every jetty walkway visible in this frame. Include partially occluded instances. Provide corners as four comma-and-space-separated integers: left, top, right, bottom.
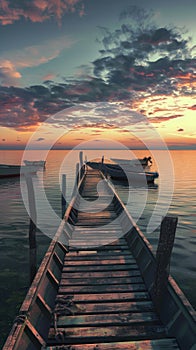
3, 166, 196, 350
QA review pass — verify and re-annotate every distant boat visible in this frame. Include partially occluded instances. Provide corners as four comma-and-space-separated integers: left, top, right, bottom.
23, 160, 46, 168
0, 164, 38, 178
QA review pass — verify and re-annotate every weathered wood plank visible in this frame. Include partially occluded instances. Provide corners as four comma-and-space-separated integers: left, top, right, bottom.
64, 254, 135, 261
63, 258, 135, 265
48, 324, 166, 343
67, 251, 133, 257
59, 276, 143, 285
62, 263, 138, 272
61, 270, 141, 278
45, 338, 180, 349
55, 311, 159, 327
56, 292, 150, 303
58, 283, 146, 294
69, 243, 129, 249
54, 300, 154, 315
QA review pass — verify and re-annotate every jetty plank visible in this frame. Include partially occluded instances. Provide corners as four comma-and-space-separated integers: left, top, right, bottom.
46, 338, 180, 349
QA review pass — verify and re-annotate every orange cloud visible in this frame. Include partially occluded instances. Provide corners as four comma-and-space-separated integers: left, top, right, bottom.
0, 60, 21, 86
188, 105, 196, 110
0, 0, 84, 25
42, 73, 56, 81
0, 36, 74, 85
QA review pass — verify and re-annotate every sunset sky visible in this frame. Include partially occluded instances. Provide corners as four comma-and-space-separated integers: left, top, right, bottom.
0, 0, 195, 150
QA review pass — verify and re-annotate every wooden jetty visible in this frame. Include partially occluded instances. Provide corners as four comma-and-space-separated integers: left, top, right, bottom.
3, 165, 196, 350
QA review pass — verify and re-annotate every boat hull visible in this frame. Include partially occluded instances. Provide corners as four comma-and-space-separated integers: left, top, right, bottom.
23, 160, 46, 168
0, 164, 38, 178
87, 162, 159, 184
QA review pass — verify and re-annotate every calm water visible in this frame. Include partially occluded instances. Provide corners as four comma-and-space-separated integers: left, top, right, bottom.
0, 149, 195, 347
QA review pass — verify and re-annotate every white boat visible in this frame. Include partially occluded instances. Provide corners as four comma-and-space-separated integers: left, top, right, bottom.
23, 160, 46, 168
111, 156, 152, 169
0, 164, 38, 178
103, 163, 158, 184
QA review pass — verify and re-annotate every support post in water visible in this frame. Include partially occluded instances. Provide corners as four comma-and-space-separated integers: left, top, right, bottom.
61, 174, 66, 219
79, 151, 83, 180
76, 162, 80, 186
72, 162, 80, 198
25, 174, 37, 285
153, 215, 178, 311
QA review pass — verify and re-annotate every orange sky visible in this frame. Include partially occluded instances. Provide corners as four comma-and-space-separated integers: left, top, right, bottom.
0, 95, 195, 150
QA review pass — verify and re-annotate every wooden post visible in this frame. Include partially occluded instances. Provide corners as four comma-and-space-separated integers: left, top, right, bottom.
76, 162, 79, 186
79, 151, 83, 180
71, 162, 79, 198
25, 174, 37, 285
61, 174, 66, 219
153, 216, 178, 311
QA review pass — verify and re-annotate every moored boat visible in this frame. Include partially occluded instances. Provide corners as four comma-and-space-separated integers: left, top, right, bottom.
103, 162, 158, 183
23, 160, 46, 168
86, 159, 159, 184
0, 164, 38, 178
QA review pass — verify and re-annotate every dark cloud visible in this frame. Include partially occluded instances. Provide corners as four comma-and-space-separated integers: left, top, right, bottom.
177, 128, 184, 132
149, 115, 184, 123
188, 105, 196, 110
36, 137, 45, 142
93, 12, 195, 97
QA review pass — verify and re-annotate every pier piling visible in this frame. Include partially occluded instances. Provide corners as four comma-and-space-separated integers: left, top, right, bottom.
61, 174, 66, 218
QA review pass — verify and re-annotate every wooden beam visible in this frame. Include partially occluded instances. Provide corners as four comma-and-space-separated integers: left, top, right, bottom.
25, 174, 37, 285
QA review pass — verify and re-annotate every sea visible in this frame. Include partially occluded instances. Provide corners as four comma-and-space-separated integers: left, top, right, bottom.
0, 149, 195, 348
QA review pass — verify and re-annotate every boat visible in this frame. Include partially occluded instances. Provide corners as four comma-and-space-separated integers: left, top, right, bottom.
0, 164, 38, 178
2, 166, 196, 349
103, 162, 159, 184
111, 156, 152, 168
86, 158, 159, 184
23, 160, 46, 168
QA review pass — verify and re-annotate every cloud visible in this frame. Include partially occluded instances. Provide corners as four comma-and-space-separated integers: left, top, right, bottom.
0, 0, 85, 25
188, 105, 196, 110
93, 14, 195, 98
14, 36, 74, 68
0, 60, 21, 86
177, 128, 184, 132
149, 115, 184, 123
36, 137, 45, 141
42, 73, 56, 81
0, 36, 74, 86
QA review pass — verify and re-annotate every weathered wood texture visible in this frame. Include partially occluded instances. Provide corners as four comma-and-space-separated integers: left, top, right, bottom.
153, 216, 178, 311
25, 174, 37, 284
